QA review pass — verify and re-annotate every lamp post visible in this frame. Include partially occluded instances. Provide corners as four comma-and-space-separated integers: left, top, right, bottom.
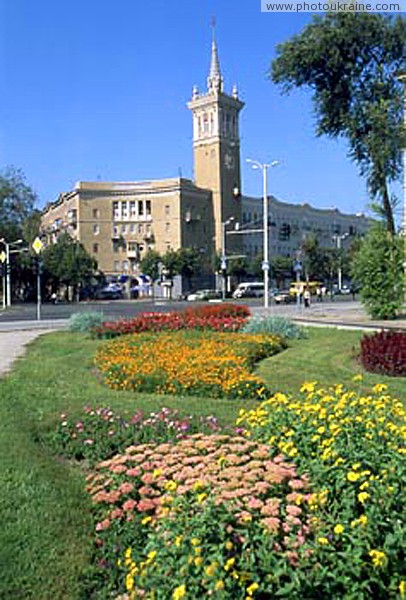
32, 237, 44, 320
0, 238, 23, 306
396, 60, 406, 291
246, 159, 279, 308
332, 233, 349, 292
221, 217, 234, 301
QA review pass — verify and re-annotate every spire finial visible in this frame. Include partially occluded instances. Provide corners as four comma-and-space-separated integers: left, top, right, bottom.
207, 17, 223, 93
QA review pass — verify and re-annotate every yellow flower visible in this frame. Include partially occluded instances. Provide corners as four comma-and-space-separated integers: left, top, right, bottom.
347, 471, 361, 482
317, 537, 329, 545
358, 491, 370, 504
399, 581, 406, 596
175, 536, 183, 547
352, 374, 363, 382
301, 381, 317, 393
194, 556, 203, 567
165, 480, 178, 492
334, 524, 344, 535
141, 516, 152, 526
215, 580, 225, 591
372, 383, 387, 394
172, 584, 186, 599
197, 493, 207, 504
246, 582, 260, 596
191, 538, 200, 546
205, 563, 217, 577
225, 541, 234, 550
224, 557, 235, 572
369, 549, 386, 568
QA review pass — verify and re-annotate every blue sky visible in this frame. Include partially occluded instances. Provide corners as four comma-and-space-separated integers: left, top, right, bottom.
0, 1, 402, 222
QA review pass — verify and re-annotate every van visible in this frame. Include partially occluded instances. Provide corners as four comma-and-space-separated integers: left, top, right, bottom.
289, 281, 322, 297
232, 282, 265, 299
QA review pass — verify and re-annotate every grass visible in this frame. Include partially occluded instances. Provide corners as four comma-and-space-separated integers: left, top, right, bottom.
0, 327, 404, 599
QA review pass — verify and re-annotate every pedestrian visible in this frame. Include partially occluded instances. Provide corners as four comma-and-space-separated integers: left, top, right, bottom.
316, 286, 322, 303
51, 292, 58, 304
303, 287, 311, 308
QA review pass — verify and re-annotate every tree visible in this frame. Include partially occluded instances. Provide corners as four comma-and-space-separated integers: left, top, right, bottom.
42, 233, 97, 300
139, 250, 162, 281
270, 255, 292, 289
271, 13, 406, 234
0, 166, 38, 240
351, 224, 404, 319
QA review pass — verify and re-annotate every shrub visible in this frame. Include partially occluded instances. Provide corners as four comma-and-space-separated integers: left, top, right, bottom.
95, 331, 285, 399
360, 330, 406, 376
242, 315, 307, 339
91, 304, 250, 338
351, 224, 404, 319
68, 311, 105, 333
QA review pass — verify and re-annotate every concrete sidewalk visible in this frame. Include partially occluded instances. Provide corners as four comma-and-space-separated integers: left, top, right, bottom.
0, 329, 58, 377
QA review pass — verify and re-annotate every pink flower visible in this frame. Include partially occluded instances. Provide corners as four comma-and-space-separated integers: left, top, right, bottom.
137, 498, 156, 512
261, 517, 280, 533
95, 518, 111, 531
246, 497, 264, 510
286, 504, 302, 517
123, 499, 137, 511
119, 482, 134, 495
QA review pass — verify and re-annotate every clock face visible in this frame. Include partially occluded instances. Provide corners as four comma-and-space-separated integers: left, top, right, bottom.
224, 152, 235, 170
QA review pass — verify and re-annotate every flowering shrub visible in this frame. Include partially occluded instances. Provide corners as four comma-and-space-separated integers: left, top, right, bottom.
360, 330, 406, 376
91, 304, 250, 338
85, 434, 314, 598
48, 406, 222, 464
96, 331, 285, 399
237, 380, 406, 598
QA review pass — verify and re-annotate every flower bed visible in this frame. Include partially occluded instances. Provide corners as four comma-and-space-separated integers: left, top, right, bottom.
96, 331, 285, 399
91, 304, 250, 338
360, 330, 406, 376
86, 434, 314, 598
237, 380, 406, 598
48, 406, 222, 463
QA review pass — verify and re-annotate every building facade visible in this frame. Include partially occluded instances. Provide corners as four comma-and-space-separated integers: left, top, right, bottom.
41, 34, 372, 286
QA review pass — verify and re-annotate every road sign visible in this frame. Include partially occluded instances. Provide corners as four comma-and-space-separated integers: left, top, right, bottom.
0, 251, 6, 263
32, 237, 44, 255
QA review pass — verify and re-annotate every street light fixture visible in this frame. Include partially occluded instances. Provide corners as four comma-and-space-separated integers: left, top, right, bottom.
332, 233, 349, 292
246, 159, 280, 308
221, 216, 235, 301
0, 238, 23, 307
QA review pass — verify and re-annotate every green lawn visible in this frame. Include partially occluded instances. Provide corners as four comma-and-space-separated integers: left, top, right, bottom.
0, 328, 404, 599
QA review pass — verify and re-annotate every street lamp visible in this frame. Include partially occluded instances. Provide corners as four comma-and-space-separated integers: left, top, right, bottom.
221, 217, 235, 301
0, 238, 23, 307
396, 60, 406, 290
332, 233, 349, 292
246, 159, 280, 308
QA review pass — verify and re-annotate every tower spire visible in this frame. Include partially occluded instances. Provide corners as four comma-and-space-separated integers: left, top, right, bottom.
207, 17, 223, 92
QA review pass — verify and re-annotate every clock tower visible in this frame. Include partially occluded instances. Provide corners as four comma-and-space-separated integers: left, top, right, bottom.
187, 31, 244, 254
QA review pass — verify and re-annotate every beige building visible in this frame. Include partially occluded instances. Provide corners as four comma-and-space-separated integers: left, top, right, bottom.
41, 33, 372, 286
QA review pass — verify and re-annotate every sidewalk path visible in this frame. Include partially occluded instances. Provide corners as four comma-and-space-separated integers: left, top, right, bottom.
0, 329, 57, 377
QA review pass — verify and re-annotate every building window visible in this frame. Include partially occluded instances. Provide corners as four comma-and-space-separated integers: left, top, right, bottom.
93, 224, 100, 235
113, 224, 119, 236
138, 200, 144, 216
113, 201, 119, 220
122, 260, 129, 272
129, 223, 135, 233
130, 201, 136, 218
121, 224, 126, 234
93, 243, 99, 254
92, 208, 100, 219
165, 204, 170, 216
146, 200, 151, 216
138, 224, 143, 234
122, 201, 128, 220
114, 260, 120, 272
165, 222, 170, 233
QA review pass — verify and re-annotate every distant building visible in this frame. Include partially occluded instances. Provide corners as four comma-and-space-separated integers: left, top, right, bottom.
41, 32, 371, 288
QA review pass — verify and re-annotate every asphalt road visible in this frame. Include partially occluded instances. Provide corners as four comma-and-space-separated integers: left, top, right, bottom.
0, 295, 358, 323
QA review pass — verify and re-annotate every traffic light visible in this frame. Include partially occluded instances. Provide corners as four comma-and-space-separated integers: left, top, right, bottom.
279, 223, 291, 241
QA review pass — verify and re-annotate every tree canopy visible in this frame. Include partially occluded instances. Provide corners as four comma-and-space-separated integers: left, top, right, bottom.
271, 13, 406, 234
0, 166, 38, 240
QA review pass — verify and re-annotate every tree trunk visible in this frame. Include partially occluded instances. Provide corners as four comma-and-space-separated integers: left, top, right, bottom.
382, 182, 395, 236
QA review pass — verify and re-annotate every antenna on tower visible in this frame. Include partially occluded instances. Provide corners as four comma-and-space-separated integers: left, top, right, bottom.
211, 15, 216, 42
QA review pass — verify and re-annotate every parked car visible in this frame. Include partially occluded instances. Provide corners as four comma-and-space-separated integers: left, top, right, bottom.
186, 289, 222, 301
273, 289, 293, 304
232, 282, 265, 299
94, 284, 123, 300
